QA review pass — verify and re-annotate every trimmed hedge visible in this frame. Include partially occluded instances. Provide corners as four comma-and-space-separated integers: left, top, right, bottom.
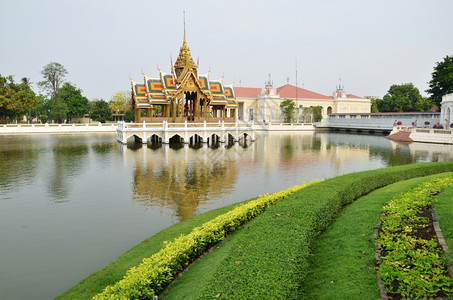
195, 163, 453, 298
95, 162, 453, 299
94, 181, 320, 299
377, 176, 453, 299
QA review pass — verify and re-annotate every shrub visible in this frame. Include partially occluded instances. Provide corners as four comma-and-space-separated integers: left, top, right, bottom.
397, 121, 402, 125
433, 123, 444, 129
94, 181, 320, 299
425, 121, 430, 125
94, 162, 453, 299
197, 163, 453, 299
377, 176, 453, 299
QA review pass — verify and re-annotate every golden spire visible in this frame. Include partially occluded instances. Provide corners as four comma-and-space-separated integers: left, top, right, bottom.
174, 11, 196, 74
183, 10, 187, 47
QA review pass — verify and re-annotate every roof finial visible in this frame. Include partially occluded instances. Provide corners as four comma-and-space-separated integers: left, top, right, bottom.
183, 10, 187, 45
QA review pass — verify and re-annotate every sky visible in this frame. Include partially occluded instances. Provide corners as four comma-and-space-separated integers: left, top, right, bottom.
1, 0, 453, 101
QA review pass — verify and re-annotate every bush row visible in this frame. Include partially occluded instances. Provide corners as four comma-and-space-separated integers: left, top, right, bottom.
377, 176, 453, 299
195, 163, 453, 298
94, 162, 453, 299
93, 180, 320, 299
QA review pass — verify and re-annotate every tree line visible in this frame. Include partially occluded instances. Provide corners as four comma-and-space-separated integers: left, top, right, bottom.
0, 62, 134, 124
1, 56, 453, 124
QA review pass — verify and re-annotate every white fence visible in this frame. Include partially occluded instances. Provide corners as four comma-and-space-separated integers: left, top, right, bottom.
0, 123, 117, 133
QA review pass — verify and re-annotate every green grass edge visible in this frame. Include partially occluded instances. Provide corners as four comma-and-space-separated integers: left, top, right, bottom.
55, 198, 258, 299
57, 162, 453, 299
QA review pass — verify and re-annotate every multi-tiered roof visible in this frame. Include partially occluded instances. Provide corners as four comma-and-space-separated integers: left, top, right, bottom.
130, 28, 238, 113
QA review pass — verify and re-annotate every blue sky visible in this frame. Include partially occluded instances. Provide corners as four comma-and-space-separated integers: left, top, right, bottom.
1, 0, 452, 100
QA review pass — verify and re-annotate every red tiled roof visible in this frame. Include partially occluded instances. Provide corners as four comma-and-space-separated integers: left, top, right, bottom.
277, 84, 333, 100
233, 87, 261, 98
234, 84, 364, 100
346, 94, 363, 99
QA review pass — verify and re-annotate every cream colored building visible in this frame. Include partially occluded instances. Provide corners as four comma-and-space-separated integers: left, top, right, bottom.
234, 80, 371, 122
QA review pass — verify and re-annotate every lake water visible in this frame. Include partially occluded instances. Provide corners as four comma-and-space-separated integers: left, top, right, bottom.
1, 131, 453, 299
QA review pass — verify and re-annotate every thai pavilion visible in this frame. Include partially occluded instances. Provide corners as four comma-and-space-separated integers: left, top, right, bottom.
130, 30, 238, 123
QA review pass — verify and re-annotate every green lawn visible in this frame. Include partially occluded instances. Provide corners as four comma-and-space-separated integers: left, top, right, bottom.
57, 162, 453, 299
303, 173, 453, 299
162, 173, 453, 299
435, 185, 453, 266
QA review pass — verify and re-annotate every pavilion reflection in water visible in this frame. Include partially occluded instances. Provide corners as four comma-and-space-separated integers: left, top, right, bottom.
124, 142, 254, 221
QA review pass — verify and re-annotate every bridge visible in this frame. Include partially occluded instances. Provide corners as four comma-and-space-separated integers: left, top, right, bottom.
317, 112, 440, 134
117, 120, 255, 145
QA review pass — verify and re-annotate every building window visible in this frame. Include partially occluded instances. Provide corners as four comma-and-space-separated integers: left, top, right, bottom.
249, 108, 254, 121
327, 106, 332, 115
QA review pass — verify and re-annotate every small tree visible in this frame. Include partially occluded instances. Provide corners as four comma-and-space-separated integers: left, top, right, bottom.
124, 109, 135, 122
303, 106, 323, 122
29, 94, 52, 123
109, 91, 131, 114
370, 97, 380, 113
59, 82, 89, 122
426, 55, 453, 110
281, 99, 296, 123
90, 100, 112, 123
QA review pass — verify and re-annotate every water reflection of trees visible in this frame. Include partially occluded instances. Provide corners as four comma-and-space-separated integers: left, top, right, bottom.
0, 136, 39, 195
132, 150, 238, 221
47, 144, 89, 202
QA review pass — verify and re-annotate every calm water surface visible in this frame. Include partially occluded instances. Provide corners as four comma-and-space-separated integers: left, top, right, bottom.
1, 131, 452, 299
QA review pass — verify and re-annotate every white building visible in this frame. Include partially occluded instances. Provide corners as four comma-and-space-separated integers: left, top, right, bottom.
440, 93, 453, 128
234, 80, 371, 122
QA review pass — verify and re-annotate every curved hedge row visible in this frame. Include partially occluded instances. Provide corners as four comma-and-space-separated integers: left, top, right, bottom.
377, 176, 453, 299
195, 163, 453, 298
95, 162, 453, 299
94, 181, 320, 299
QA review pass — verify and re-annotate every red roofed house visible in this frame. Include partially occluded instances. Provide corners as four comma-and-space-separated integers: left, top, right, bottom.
234, 79, 371, 122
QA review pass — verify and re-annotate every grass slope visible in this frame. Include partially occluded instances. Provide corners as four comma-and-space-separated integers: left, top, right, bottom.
434, 185, 453, 266
162, 164, 453, 299
59, 162, 453, 299
303, 173, 452, 299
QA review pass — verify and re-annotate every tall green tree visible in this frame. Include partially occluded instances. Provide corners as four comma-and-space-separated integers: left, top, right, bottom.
380, 83, 431, 112
59, 82, 89, 122
0, 74, 38, 124
426, 55, 453, 110
90, 100, 112, 123
281, 99, 296, 122
38, 62, 68, 123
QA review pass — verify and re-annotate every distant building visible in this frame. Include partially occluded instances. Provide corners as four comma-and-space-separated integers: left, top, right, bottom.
234, 79, 371, 122
440, 93, 453, 128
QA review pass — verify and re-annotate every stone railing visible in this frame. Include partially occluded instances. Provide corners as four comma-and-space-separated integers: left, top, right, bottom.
0, 123, 117, 133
